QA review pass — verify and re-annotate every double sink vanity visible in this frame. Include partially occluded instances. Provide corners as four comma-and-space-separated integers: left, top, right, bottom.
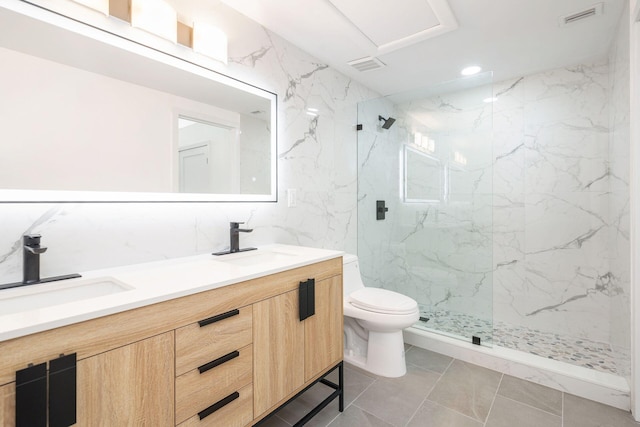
0, 245, 344, 426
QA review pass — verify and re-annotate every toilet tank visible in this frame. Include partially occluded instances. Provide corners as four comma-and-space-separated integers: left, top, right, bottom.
342, 254, 365, 296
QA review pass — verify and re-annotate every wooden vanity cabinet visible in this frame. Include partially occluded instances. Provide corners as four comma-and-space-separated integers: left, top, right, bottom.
175, 306, 254, 426
253, 273, 344, 420
0, 257, 342, 427
253, 289, 305, 415
77, 332, 175, 426
304, 275, 343, 381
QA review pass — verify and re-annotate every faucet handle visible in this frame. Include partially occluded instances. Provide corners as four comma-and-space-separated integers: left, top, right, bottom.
230, 222, 244, 228
24, 234, 42, 246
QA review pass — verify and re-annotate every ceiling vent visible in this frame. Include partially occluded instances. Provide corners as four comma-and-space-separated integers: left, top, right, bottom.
348, 56, 386, 72
559, 3, 603, 26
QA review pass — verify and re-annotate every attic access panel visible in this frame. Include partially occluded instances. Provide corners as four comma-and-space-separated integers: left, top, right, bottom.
329, 0, 458, 54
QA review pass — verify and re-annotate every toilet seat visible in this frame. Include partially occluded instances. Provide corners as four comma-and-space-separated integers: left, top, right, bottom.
349, 288, 418, 315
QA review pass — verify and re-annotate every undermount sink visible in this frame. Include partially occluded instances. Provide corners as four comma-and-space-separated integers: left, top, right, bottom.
0, 277, 133, 315
216, 250, 297, 266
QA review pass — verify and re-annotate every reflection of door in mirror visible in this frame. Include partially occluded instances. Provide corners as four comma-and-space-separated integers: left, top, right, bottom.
178, 117, 239, 194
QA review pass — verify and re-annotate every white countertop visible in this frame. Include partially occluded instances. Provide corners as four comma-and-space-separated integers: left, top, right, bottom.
0, 244, 343, 342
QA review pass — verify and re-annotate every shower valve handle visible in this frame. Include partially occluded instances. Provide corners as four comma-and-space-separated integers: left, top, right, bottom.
376, 200, 388, 220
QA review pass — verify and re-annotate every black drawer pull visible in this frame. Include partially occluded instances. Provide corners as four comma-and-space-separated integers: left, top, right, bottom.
198, 350, 240, 374
198, 309, 240, 327
198, 391, 240, 420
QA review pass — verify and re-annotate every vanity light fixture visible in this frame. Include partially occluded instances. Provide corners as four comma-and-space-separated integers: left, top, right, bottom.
131, 0, 177, 43
193, 22, 228, 64
461, 65, 482, 76
70, 0, 109, 15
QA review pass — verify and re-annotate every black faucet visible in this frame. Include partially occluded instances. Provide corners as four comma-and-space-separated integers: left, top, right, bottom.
23, 234, 47, 284
212, 222, 257, 256
0, 234, 81, 291
230, 222, 252, 253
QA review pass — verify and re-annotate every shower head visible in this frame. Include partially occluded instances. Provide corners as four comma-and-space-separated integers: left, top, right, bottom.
378, 115, 396, 129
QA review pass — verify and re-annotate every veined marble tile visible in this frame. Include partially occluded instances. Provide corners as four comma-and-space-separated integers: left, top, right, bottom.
524, 122, 609, 193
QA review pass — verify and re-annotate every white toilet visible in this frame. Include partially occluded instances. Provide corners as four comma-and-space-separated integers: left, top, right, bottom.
342, 254, 420, 377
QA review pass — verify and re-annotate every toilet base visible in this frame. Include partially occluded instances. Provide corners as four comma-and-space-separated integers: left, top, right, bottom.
344, 329, 407, 378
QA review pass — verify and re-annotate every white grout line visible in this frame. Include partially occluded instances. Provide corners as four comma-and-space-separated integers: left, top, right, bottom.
496, 394, 563, 419
561, 391, 565, 427
403, 357, 455, 426
483, 373, 504, 426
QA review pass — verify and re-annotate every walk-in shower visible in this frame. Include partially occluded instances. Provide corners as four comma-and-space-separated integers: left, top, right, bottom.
356, 53, 631, 406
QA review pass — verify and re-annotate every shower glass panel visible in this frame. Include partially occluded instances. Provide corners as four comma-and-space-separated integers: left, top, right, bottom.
357, 73, 494, 345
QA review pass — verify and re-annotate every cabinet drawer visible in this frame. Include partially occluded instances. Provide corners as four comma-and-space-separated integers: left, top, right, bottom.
175, 344, 252, 425
177, 383, 253, 427
175, 306, 252, 376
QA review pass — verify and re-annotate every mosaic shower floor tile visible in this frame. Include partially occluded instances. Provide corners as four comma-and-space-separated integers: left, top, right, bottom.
415, 308, 629, 377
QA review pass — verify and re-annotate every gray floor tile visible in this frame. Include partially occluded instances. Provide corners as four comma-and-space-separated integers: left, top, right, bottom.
407, 400, 483, 427
257, 414, 291, 427
342, 362, 382, 380
354, 364, 441, 426
427, 359, 502, 422
405, 347, 453, 374
563, 394, 640, 427
273, 381, 337, 426
325, 365, 376, 406
485, 395, 561, 427
497, 374, 562, 416
327, 405, 393, 427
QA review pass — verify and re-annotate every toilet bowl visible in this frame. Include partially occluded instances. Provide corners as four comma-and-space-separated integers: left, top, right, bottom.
342, 254, 419, 377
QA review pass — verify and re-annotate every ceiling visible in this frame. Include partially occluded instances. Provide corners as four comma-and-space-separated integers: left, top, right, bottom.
214, 0, 625, 96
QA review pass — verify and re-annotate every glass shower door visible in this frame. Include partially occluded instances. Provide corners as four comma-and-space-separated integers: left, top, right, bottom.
357, 73, 494, 346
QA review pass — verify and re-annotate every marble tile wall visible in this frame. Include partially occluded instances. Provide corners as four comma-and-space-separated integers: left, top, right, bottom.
0, 2, 377, 283
492, 59, 614, 345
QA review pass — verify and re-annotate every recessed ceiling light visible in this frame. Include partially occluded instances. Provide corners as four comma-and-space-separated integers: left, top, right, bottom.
461, 65, 482, 76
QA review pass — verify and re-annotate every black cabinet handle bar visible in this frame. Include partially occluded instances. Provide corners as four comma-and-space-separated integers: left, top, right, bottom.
198, 309, 240, 327
198, 350, 240, 374
198, 391, 240, 420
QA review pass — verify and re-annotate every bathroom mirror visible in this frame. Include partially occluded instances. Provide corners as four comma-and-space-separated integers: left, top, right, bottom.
0, 1, 277, 202
403, 145, 442, 203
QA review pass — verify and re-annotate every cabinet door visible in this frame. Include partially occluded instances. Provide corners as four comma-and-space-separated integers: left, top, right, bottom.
253, 289, 304, 417
0, 382, 15, 427
304, 275, 343, 381
77, 332, 174, 427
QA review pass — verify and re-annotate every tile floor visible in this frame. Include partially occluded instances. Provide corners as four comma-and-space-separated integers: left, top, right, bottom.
259, 345, 640, 427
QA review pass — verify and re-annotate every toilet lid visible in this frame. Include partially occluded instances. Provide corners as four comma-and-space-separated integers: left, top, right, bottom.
349, 288, 418, 315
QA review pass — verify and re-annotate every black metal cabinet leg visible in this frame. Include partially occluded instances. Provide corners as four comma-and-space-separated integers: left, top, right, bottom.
338, 362, 344, 412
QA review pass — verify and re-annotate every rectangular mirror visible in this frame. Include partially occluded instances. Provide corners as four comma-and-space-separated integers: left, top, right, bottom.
0, 1, 277, 202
